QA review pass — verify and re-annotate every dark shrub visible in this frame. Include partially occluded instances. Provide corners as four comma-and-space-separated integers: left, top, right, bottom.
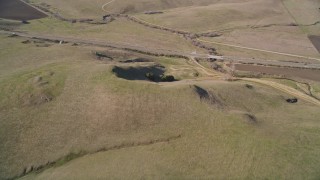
145, 72, 155, 81
286, 98, 298, 103
95, 52, 113, 59
161, 75, 175, 82
245, 84, 254, 89
22, 20, 29, 24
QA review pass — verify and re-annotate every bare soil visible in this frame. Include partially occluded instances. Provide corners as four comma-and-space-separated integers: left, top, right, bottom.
0, 0, 47, 20
235, 64, 320, 82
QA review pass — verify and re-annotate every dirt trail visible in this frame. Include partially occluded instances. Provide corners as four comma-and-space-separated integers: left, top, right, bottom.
190, 57, 222, 78
101, 0, 115, 13
242, 78, 320, 106
198, 39, 320, 62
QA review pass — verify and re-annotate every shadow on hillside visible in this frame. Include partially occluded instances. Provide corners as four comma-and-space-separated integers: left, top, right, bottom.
112, 65, 165, 82
192, 85, 225, 108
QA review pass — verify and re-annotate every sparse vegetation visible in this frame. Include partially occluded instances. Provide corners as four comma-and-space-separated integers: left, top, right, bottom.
1, 0, 320, 179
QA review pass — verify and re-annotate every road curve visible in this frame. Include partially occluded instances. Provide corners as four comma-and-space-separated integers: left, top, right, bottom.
102, 0, 115, 13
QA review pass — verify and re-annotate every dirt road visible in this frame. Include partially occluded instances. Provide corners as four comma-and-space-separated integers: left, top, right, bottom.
242, 78, 320, 106
101, 0, 115, 13
198, 39, 320, 62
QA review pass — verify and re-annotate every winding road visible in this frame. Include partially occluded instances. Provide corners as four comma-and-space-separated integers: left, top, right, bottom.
101, 0, 115, 13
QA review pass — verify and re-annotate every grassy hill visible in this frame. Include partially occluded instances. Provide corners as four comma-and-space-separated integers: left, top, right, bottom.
30, 0, 225, 18
1, 0, 320, 179
1, 33, 320, 179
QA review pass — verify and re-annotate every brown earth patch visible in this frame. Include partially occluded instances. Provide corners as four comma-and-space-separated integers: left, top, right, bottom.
0, 0, 47, 20
235, 64, 320, 82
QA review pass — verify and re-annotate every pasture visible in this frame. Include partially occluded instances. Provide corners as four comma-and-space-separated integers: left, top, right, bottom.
1, 0, 320, 179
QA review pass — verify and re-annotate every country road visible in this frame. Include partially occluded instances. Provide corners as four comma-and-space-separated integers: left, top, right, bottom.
198, 39, 320, 62
99, 1, 320, 62
98, 0, 320, 68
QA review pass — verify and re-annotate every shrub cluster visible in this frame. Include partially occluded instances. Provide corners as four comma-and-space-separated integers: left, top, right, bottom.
160, 75, 175, 82
145, 73, 175, 82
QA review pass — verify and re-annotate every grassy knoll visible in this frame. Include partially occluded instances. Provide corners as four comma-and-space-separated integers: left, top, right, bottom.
0, 34, 203, 178
0, 63, 67, 110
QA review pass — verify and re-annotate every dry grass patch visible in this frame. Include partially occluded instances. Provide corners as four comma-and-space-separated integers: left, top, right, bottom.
19, 81, 320, 180
135, 0, 293, 33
